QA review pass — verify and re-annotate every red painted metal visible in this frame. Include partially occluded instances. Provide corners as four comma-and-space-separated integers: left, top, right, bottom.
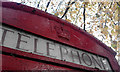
1, 54, 72, 70
0, 1, 120, 72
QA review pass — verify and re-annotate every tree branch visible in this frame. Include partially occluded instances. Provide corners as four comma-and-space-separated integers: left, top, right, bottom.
109, 2, 112, 8
61, 0, 77, 18
61, 7, 70, 18
37, 0, 41, 8
45, 0, 51, 12
117, 2, 120, 7
83, 4, 86, 31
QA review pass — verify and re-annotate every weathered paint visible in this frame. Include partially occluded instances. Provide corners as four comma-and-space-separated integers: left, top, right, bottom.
0, 26, 112, 70
0, 1, 120, 72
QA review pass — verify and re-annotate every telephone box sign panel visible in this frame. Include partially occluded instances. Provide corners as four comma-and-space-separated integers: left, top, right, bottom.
0, 25, 112, 71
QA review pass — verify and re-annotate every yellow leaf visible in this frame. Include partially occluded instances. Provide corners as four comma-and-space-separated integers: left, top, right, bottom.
88, 7, 92, 10
54, 12, 58, 16
95, 27, 97, 31
104, 2, 109, 6
87, 22, 90, 25
114, 25, 118, 30
111, 41, 117, 49
111, 30, 118, 36
111, 3, 117, 12
89, 29, 93, 34
107, 19, 110, 22
93, 17, 96, 20
82, 2, 85, 4
51, 2, 54, 5
115, 36, 118, 40
111, 7, 116, 12
114, 9, 118, 21
101, 30, 108, 35
66, 19, 71, 22
111, 21, 114, 25
72, 11, 77, 14
104, 26, 108, 31
60, 11, 63, 15
111, 30, 114, 34
99, 24, 103, 28
108, 14, 113, 19
105, 35, 108, 39
105, 8, 110, 13
85, 2, 89, 5
79, 17, 82, 21
70, 14, 73, 18
75, 4, 79, 8
100, 20, 103, 23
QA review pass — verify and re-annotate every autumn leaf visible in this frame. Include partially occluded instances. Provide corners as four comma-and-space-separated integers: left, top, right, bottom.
95, 27, 97, 31
66, 19, 71, 22
54, 12, 58, 16
114, 9, 118, 21
87, 22, 90, 25
89, 29, 93, 34
72, 11, 77, 13
108, 14, 113, 19
114, 25, 119, 30
111, 41, 117, 49
79, 17, 82, 21
104, 8, 110, 14
111, 30, 118, 36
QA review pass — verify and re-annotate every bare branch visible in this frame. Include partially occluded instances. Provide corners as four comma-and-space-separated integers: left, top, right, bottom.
61, 0, 77, 18
109, 2, 113, 8
45, 0, 51, 12
37, 0, 41, 8
61, 7, 70, 18
117, 2, 120, 7
83, 4, 86, 31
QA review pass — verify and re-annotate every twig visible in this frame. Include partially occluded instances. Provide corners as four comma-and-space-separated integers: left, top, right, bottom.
61, 0, 77, 18
45, 0, 51, 12
117, 2, 120, 7
83, 4, 86, 31
37, 0, 41, 8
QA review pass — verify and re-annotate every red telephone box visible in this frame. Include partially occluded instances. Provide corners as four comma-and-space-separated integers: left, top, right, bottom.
0, 1, 120, 72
